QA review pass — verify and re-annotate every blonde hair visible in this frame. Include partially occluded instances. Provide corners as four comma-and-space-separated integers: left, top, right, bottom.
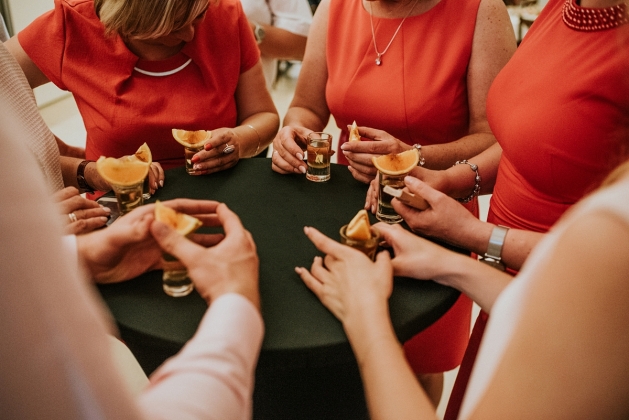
94, 0, 210, 40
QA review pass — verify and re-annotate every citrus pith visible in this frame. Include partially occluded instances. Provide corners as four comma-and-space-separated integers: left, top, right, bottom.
172, 129, 212, 149
346, 209, 372, 240
154, 201, 203, 236
96, 156, 150, 186
372, 148, 419, 175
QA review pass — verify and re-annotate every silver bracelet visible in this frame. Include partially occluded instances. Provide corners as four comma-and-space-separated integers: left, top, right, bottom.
454, 160, 481, 203
412, 144, 426, 167
246, 124, 262, 157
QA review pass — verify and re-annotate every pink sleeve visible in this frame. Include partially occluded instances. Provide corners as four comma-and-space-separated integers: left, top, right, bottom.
138, 294, 264, 420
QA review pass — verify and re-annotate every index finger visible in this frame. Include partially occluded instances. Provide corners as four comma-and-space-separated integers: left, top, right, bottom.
303, 226, 350, 258
161, 199, 221, 216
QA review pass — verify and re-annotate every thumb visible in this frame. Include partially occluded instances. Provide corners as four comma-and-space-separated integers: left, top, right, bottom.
403, 176, 443, 204
150, 221, 202, 266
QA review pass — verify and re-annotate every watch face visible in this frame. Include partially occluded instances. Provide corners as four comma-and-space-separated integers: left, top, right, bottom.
480, 257, 506, 272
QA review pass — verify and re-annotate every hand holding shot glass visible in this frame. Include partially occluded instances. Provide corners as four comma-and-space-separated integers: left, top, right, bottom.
372, 149, 421, 223
306, 132, 333, 182
96, 154, 150, 215
154, 201, 203, 297
172, 129, 213, 175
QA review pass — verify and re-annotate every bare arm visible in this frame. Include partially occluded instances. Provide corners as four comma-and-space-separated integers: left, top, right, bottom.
250, 21, 307, 61
469, 211, 629, 419
4, 36, 50, 88
272, 0, 330, 174
234, 61, 280, 157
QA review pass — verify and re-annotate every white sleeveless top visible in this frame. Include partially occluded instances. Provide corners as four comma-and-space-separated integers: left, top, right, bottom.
460, 176, 629, 418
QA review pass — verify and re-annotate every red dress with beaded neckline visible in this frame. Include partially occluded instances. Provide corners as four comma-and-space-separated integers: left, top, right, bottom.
445, 0, 629, 417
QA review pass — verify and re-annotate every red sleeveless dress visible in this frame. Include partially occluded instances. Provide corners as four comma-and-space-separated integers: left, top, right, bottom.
326, 0, 483, 373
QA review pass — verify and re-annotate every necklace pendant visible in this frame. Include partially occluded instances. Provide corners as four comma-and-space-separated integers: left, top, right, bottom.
375, 55, 382, 66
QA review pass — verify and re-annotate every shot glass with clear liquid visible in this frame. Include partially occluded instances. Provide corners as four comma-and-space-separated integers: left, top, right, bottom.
184, 145, 204, 175
161, 252, 194, 297
111, 181, 144, 215
376, 171, 409, 224
306, 132, 332, 182
339, 225, 382, 261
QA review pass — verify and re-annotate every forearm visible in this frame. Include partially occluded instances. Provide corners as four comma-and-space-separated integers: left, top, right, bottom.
283, 106, 329, 134
257, 25, 307, 61
430, 252, 513, 313
60, 156, 109, 192
420, 132, 496, 171
237, 112, 280, 157
344, 305, 436, 420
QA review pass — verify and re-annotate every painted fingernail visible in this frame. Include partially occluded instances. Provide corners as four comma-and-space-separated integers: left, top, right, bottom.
101, 206, 111, 213
296, 153, 303, 160
205, 143, 212, 151
159, 180, 164, 187
300, 166, 306, 174
340, 143, 348, 150
99, 217, 108, 223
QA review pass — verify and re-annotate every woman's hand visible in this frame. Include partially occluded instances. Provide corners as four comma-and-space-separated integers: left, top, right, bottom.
295, 226, 393, 325
189, 128, 242, 175
78, 199, 225, 284
271, 125, 311, 174
53, 187, 110, 234
151, 202, 260, 309
374, 222, 461, 281
342, 126, 411, 183
147, 162, 165, 194
394, 177, 484, 247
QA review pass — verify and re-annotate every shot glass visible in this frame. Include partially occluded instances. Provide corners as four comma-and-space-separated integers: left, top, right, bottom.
142, 176, 151, 200
306, 132, 332, 182
184, 145, 204, 175
340, 225, 382, 261
161, 252, 194, 297
111, 180, 144, 215
376, 171, 408, 224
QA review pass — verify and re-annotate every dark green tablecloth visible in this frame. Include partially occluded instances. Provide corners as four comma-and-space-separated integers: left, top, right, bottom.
97, 158, 460, 419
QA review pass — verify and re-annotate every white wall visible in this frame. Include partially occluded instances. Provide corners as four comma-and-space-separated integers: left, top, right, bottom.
6, 0, 70, 106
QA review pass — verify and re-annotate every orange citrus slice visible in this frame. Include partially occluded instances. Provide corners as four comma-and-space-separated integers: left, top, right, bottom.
172, 129, 212, 149
133, 142, 152, 165
346, 209, 372, 240
96, 155, 150, 186
348, 121, 361, 142
372, 148, 419, 176
154, 201, 202, 236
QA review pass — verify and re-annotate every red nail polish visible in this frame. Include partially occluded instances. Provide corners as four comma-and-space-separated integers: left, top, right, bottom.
204, 143, 212, 151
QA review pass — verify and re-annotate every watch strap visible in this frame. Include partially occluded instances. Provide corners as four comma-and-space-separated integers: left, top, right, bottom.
77, 160, 95, 193
481, 225, 509, 271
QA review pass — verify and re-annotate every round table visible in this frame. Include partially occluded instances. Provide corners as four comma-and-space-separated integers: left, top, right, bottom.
98, 158, 461, 419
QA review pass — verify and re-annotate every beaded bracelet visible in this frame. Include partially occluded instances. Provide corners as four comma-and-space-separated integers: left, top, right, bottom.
454, 160, 481, 203
246, 124, 262, 157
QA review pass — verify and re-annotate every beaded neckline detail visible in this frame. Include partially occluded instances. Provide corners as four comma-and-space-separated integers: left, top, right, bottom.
562, 0, 628, 31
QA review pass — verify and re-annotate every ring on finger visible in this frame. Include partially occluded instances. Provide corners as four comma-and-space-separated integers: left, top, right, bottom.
68, 212, 78, 223
222, 144, 235, 155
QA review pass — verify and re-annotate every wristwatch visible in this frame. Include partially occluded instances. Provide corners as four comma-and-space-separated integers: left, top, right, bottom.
479, 225, 509, 271
412, 144, 426, 167
77, 160, 95, 193
253, 23, 266, 44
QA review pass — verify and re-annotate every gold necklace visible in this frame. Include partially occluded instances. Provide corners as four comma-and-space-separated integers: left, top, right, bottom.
369, 0, 422, 66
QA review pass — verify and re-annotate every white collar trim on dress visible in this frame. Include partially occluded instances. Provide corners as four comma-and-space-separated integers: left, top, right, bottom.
133, 58, 192, 77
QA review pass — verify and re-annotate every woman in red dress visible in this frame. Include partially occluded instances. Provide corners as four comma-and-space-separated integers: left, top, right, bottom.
271, 0, 516, 405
